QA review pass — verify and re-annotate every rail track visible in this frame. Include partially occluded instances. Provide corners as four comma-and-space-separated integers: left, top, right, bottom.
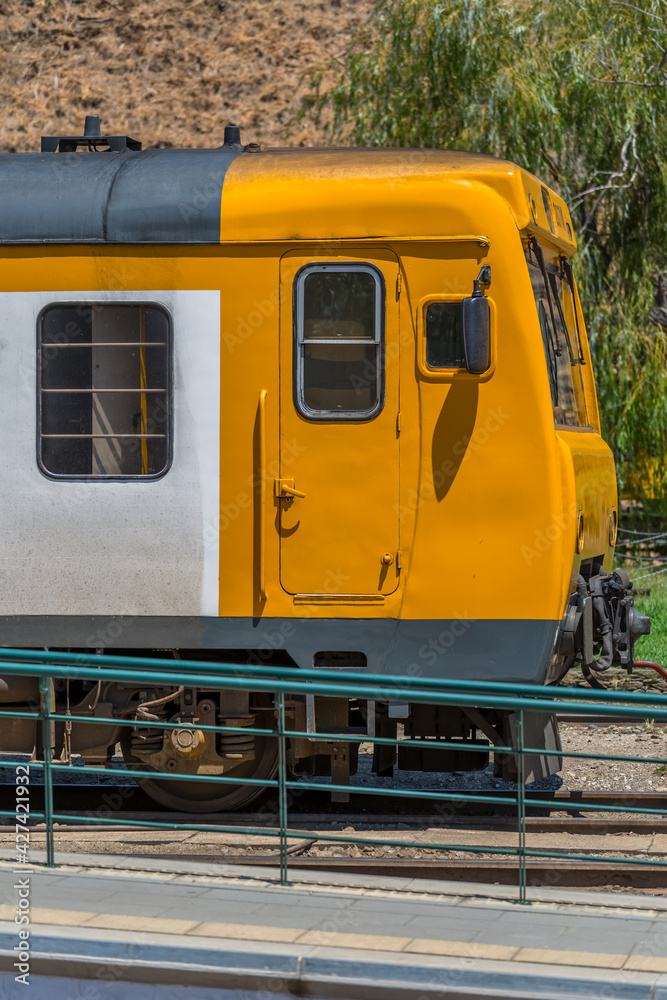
20, 816, 667, 833
165, 856, 667, 888
2, 783, 667, 827
0, 712, 667, 833
3, 781, 666, 891
557, 712, 667, 725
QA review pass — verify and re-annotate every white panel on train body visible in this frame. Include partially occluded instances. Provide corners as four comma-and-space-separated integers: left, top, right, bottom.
0, 290, 220, 617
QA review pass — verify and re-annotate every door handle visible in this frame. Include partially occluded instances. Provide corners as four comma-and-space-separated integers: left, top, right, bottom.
275, 478, 306, 500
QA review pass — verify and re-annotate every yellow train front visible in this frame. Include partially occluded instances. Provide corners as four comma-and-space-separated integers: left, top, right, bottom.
0, 118, 649, 810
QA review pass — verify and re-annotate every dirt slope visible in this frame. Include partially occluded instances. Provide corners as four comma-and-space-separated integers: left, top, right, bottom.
0, 0, 375, 153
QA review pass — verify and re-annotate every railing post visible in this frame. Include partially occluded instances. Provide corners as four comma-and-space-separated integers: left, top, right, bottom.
276, 689, 289, 885
516, 707, 526, 903
39, 675, 55, 867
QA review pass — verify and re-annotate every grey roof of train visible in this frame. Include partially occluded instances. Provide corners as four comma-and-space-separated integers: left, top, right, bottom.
0, 146, 243, 244
0, 137, 523, 246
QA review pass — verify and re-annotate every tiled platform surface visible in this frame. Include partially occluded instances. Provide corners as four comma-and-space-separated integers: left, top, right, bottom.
1, 852, 667, 998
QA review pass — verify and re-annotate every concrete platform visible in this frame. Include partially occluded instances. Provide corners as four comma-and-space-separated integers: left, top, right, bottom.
1, 851, 667, 998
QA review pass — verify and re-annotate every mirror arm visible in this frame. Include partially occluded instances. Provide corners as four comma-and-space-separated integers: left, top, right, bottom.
472, 265, 491, 297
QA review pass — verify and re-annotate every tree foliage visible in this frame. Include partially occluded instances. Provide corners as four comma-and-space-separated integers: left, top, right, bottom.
317, 0, 667, 515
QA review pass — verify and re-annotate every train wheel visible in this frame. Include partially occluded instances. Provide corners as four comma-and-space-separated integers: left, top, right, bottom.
120, 695, 279, 813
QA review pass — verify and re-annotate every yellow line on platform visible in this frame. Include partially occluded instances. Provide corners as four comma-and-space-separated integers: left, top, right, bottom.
0, 905, 647, 971
515, 947, 627, 969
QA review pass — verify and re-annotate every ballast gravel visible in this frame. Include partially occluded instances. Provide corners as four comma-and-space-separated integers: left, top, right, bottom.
558, 723, 667, 792
301, 724, 667, 795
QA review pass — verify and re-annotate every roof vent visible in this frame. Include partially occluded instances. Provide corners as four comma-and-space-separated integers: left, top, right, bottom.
222, 124, 243, 149
41, 116, 141, 153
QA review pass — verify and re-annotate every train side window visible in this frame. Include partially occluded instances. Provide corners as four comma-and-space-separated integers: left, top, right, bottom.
525, 241, 588, 427
425, 302, 466, 368
294, 264, 384, 420
38, 302, 172, 480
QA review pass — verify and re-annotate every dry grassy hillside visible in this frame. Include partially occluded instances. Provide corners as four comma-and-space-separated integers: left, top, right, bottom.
0, 0, 375, 152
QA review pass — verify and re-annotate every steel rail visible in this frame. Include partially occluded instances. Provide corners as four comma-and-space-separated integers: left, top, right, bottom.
200, 857, 667, 888
557, 713, 667, 724
2, 785, 667, 815
5, 815, 667, 833
2, 808, 666, 871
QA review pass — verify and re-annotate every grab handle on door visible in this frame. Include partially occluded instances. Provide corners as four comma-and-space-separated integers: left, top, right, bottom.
258, 390, 267, 603
275, 478, 306, 500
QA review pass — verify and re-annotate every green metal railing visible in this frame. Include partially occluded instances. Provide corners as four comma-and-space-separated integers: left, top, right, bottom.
0, 647, 666, 903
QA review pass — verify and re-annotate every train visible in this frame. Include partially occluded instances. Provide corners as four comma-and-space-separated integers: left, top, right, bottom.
0, 116, 650, 811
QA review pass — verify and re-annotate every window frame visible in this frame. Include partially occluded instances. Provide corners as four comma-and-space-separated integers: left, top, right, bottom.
417, 293, 496, 383
293, 262, 385, 422
36, 300, 174, 483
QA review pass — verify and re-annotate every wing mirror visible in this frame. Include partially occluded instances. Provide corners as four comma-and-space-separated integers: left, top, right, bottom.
462, 265, 491, 375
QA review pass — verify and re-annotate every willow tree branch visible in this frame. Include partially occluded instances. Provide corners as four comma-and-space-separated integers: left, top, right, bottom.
587, 74, 667, 86
610, 0, 663, 20
539, 140, 560, 182
571, 131, 639, 213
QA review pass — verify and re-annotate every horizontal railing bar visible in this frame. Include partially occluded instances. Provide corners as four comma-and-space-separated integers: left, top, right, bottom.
0, 808, 45, 820
0, 707, 661, 765
0, 647, 663, 707
0, 658, 662, 718
0, 712, 502, 754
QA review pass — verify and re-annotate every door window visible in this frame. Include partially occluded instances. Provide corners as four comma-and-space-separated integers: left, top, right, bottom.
294, 265, 384, 419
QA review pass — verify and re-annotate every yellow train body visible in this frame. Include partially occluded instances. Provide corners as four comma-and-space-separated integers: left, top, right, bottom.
0, 148, 615, 666
0, 124, 648, 808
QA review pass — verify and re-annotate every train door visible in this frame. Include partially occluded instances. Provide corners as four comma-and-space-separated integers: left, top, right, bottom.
278, 249, 401, 599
